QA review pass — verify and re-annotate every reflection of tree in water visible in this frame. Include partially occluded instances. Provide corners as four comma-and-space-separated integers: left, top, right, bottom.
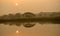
23, 22, 35, 28
1, 21, 60, 28
3, 22, 36, 28
3, 22, 21, 26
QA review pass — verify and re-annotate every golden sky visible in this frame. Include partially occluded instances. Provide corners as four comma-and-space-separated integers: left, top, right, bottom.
0, 0, 60, 15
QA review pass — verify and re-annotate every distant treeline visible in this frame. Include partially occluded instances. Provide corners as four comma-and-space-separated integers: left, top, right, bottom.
0, 12, 60, 24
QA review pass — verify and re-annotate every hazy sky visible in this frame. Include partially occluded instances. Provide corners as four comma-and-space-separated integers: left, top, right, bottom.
0, 0, 60, 15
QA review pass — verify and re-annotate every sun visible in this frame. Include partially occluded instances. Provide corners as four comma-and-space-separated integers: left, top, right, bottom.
16, 30, 19, 34
16, 3, 18, 6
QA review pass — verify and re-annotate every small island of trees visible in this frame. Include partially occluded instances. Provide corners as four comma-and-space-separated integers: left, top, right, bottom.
0, 12, 60, 28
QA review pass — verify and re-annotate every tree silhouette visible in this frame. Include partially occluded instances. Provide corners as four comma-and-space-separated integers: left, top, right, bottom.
22, 12, 35, 18
7, 14, 14, 19
1, 15, 8, 19
14, 13, 21, 19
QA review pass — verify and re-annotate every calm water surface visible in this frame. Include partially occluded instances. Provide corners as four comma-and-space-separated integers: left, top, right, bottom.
0, 23, 60, 36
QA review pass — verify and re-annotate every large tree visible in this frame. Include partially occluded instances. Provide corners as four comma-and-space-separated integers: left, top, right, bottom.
22, 12, 35, 18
